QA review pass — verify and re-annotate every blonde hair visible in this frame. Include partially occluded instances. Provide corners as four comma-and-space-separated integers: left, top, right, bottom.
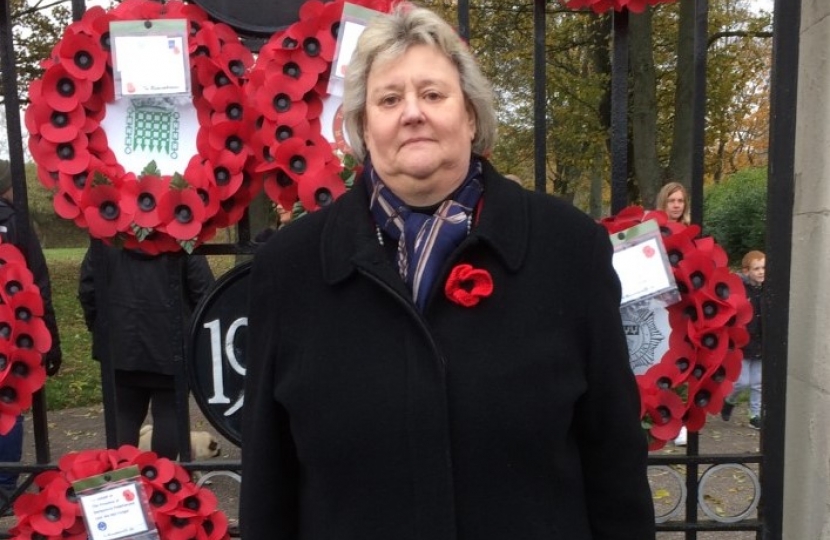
655, 182, 691, 225
343, 3, 497, 162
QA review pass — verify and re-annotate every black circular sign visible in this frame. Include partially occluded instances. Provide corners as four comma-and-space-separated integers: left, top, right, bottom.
190, 0, 307, 34
187, 261, 252, 447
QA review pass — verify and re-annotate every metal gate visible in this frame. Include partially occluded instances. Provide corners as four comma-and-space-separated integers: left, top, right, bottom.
0, 0, 798, 538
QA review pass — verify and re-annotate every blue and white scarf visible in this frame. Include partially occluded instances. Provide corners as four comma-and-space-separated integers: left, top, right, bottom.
366, 158, 484, 311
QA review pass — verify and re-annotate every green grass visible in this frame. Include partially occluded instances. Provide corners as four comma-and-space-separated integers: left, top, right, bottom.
43, 248, 100, 410
42, 249, 238, 410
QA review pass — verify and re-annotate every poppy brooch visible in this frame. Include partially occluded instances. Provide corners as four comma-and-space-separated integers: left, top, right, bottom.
445, 264, 493, 308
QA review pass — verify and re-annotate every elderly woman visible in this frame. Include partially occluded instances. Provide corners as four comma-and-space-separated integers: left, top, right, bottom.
241, 4, 655, 540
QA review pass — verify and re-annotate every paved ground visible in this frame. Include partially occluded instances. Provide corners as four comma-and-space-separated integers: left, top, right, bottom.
5, 400, 762, 539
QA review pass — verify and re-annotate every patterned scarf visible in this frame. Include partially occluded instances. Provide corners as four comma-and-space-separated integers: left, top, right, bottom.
366, 157, 484, 311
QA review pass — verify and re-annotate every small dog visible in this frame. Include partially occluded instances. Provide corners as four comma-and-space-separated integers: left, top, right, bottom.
138, 424, 222, 459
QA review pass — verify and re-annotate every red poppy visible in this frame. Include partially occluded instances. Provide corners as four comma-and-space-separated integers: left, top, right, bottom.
0, 261, 37, 298
199, 121, 251, 171
25, 102, 86, 144
255, 72, 310, 125
8, 289, 45, 325
53, 189, 84, 224
219, 41, 254, 84
4, 349, 47, 406
135, 453, 177, 490
30, 132, 91, 176
692, 235, 729, 268
155, 513, 200, 540
157, 188, 207, 241
285, 18, 336, 68
171, 488, 218, 519
297, 162, 346, 212
58, 31, 107, 82
203, 84, 246, 125
121, 175, 167, 228
14, 487, 78, 536
640, 386, 685, 444
197, 510, 229, 540
82, 184, 133, 238
40, 63, 94, 113
0, 243, 27, 268
11, 318, 53, 357
445, 264, 494, 307
637, 355, 689, 391
263, 171, 299, 215
258, 47, 320, 97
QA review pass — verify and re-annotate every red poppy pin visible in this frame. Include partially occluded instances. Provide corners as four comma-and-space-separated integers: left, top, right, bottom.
445, 264, 493, 308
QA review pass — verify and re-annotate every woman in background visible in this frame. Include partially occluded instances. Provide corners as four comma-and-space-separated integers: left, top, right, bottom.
655, 180, 691, 446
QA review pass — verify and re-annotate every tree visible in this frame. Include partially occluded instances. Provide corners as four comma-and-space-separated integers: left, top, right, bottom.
422, 0, 772, 215
4, 0, 71, 105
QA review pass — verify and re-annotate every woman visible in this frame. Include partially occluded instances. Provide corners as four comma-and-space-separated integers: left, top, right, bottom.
654, 181, 691, 447
655, 181, 691, 225
241, 5, 655, 539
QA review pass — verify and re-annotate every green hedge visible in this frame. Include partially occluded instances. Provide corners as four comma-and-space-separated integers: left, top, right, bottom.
703, 167, 767, 266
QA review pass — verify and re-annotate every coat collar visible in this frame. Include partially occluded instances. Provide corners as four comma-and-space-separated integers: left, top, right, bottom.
321, 159, 529, 286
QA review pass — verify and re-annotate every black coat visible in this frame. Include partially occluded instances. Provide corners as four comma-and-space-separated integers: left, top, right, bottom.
78, 244, 214, 375
742, 275, 763, 360
241, 161, 655, 540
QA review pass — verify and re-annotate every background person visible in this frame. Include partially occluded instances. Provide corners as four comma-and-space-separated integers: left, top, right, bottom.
721, 250, 765, 430
0, 159, 62, 493
655, 181, 691, 225
241, 5, 655, 539
78, 243, 214, 459
655, 180, 691, 446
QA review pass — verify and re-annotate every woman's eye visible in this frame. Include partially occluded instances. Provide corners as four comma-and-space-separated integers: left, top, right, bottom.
423, 91, 442, 102
380, 95, 399, 106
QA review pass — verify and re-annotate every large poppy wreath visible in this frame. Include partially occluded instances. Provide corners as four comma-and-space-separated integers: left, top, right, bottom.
600, 207, 752, 450
26, 0, 256, 254
246, 0, 394, 215
0, 239, 51, 436
11, 445, 229, 540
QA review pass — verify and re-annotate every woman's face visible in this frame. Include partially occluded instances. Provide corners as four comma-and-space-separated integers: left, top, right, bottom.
665, 189, 686, 222
363, 44, 476, 206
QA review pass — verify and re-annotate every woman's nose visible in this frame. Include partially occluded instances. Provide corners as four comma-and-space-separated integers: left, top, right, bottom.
401, 95, 425, 124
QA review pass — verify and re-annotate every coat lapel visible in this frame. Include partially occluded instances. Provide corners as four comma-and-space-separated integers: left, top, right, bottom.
320, 181, 412, 300
465, 160, 529, 273
319, 159, 530, 300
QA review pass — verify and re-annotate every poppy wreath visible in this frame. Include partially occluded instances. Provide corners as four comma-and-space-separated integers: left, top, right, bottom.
11, 445, 229, 540
600, 206, 752, 450
246, 0, 393, 216
26, 0, 257, 254
0, 239, 51, 436
564, 0, 677, 14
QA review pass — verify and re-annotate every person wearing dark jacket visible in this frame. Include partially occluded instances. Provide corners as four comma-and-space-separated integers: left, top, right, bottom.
78, 243, 214, 458
721, 250, 765, 429
0, 159, 62, 492
240, 5, 655, 540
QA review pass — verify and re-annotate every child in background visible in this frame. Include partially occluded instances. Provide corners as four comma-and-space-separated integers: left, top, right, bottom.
721, 250, 765, 430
